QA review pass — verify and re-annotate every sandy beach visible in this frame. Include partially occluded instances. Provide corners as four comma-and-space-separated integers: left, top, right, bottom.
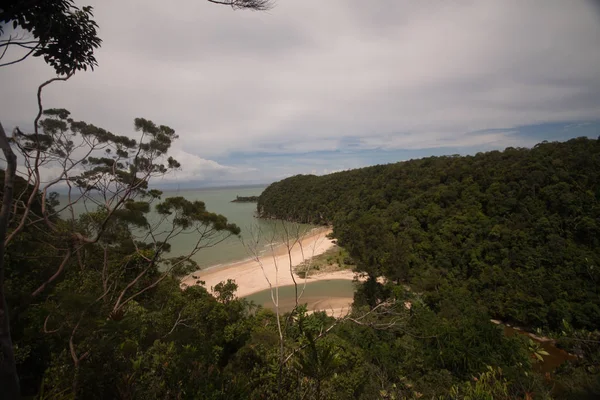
181, 227, 358, 298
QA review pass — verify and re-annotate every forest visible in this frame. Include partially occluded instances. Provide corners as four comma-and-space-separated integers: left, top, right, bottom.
258, 138, 600, 330
1, 1, 599, 399
256, 138, 600, 397
3, 132, 598, 399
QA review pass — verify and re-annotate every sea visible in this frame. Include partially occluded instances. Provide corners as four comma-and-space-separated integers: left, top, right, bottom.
56, 185, 357, 303
57, 185, 313, 270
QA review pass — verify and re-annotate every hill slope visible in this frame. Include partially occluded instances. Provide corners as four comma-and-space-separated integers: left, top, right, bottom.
258, 137, 600, 330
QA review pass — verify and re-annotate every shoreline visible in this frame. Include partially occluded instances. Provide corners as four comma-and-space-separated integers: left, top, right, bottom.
181, 227, 359, 298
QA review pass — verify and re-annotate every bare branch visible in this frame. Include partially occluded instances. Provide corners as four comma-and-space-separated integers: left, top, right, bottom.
0, 36, 11, 60
5, 74, 73, 245
0, 40, 40, 49
43, 314, 60, 334
161, 310, 190, 338
0, 43, 40, 68
31, 248, 72, 297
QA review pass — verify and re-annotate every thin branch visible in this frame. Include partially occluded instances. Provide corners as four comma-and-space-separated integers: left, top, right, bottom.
0, 41, 39, 51
161, 310, 190, 338
31, 248, 72, 297
0, 43, 39, 68
0, 40, 40, 48
0, 36, 11, 60
5, 74, 73, 245
43, 314, 60, 334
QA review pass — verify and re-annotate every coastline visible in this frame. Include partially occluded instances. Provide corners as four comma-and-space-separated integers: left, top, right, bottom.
181, 227, 359, 298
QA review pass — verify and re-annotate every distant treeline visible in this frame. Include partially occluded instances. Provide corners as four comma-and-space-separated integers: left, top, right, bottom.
258, 137, 600, 331
231, 195, 259, 203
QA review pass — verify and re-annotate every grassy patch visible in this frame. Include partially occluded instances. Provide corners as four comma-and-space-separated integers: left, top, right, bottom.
295, 245, 356, 278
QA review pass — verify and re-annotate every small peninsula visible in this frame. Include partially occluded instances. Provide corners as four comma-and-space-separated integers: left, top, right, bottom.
231, 195, 259, 203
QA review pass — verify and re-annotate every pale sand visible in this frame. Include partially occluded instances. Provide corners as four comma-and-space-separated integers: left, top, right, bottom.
181, 228, 359, 298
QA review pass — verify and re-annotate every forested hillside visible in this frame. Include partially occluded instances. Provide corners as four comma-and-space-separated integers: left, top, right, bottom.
0, 173, 563, 399
4, 186, 591, 400
3, 131, 599, 398
258, 137, 600, 331
2, 1, 599, 397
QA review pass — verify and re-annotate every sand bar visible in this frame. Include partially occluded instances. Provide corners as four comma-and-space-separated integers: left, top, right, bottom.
181, 227, 358, 298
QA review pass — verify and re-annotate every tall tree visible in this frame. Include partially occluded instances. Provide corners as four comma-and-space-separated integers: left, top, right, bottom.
0, 122, 19, 399
0, 1, 273, 397
6, 109, 242, 397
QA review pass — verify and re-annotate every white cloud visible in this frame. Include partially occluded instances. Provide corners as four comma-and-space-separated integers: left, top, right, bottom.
155, 148, 254, 183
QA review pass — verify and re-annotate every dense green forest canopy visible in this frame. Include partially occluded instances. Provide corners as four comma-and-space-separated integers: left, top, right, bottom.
1, 137, 599, 398
258, 137, 600, 332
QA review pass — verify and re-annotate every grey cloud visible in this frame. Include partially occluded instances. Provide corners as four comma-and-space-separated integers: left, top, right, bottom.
103, 2, 310, 62
1, 0, 599, 184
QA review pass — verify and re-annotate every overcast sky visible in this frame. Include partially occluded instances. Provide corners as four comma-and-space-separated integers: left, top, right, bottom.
2, 0, 600, 188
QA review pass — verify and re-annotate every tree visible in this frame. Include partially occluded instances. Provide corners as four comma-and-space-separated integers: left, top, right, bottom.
0, 1, 273, 396
257, 138, 600, 330
0, 0, 101, 72
0, 122, 19, 398
240, 221, 411, 398
0, 0, 272, 70
4, 110, 241, 396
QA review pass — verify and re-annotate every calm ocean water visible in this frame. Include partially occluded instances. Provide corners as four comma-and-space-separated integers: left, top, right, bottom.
58, 185, 313, 269
155, 185, 273, 268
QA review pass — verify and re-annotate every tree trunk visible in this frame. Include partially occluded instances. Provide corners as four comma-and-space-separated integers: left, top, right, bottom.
0, 121, 21, 399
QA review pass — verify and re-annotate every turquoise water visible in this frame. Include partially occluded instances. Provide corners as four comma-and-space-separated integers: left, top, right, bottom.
57, 185, 314, 269
244, 279, 356, 312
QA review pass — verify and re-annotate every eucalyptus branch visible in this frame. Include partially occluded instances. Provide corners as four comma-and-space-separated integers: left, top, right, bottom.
6, 74, 73, 244
31, 248, 73, 297
161, 310, 191, 338
43, 314, 61, 334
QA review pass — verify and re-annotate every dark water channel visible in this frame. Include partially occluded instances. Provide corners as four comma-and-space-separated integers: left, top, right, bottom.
502, 325, 577, 373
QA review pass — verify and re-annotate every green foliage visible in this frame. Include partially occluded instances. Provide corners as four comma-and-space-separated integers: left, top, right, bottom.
156, 196, 240, 234
213, 279, 239, 304
4, 137, 599, 399
295, 245, 352, 278
449, 366, 511, 400
552, 326, 600, 399
258, 138, 600, 331
3, 109, 243, 397
0, 1, 101, 74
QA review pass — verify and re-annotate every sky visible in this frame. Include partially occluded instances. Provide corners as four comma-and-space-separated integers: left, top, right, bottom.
1, 0, 600, 188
